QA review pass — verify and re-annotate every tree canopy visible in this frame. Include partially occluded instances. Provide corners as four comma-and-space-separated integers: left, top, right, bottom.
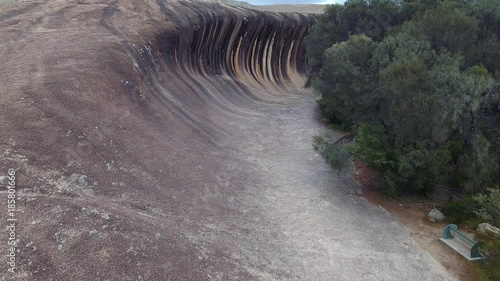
306, 0, 500, 197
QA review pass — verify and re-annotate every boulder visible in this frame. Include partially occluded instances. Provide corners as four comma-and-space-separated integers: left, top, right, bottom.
428, 209, 446, 223
477, 223, 500, 238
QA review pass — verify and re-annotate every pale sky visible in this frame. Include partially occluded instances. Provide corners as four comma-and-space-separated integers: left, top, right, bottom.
247, 0, 344, 5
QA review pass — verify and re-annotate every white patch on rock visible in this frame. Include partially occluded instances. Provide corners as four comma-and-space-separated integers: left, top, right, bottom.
428, 209, 445, 222
49, 173, 94, 196
90, 208, 110, 220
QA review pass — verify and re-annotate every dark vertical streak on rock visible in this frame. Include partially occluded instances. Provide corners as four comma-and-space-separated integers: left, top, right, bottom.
129, 1, 316, 143
152, 1, 315, 85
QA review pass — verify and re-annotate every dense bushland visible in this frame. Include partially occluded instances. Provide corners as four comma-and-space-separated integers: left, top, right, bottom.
307, 0, 499, 276
307, 0, 499, 198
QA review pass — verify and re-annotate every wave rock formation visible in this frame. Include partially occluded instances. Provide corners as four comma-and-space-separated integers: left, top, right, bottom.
0, 1, 452, 280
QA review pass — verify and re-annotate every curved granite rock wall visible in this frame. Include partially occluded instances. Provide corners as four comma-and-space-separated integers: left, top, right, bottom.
0, 2, 455, 281
166, 6, 312, 84
124, 2, 317, 141
0, 1, 317, 279
156, 3, 314, 88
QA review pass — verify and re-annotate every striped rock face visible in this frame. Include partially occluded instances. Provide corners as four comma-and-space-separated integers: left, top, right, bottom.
0, 1, 452, 281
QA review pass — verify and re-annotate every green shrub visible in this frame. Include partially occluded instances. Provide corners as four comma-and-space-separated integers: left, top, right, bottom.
313, 134, 351, 172
475, 237, 500, 281
474, 188, 500, 226
312, 134, 327, 151
442, 197, 480, 225
350, 123, 395, 170
323, 145, 350, 172
380, 170, 399, 198
316, 98, 346, 128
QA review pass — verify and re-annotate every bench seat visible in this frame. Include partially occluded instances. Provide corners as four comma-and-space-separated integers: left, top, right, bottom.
440, 224, 484, 261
